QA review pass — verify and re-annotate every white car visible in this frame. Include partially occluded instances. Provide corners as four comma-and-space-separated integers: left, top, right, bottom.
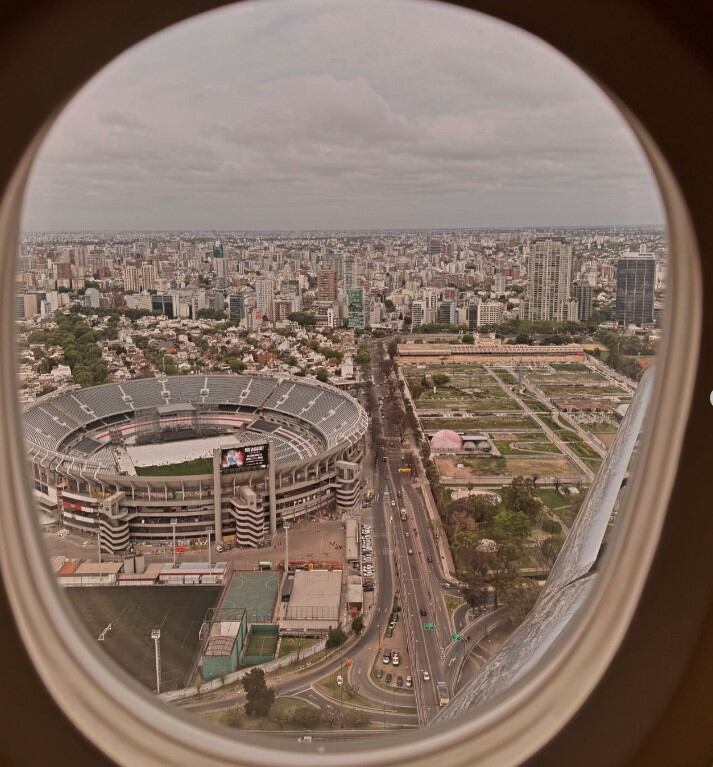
336, 675, 343, 687
423, 670, 430, 682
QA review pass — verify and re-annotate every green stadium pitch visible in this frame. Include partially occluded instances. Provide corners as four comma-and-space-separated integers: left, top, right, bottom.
66, 586, 221, 692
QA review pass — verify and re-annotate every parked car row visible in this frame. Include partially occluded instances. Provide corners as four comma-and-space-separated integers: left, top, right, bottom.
361, 522, 375, 589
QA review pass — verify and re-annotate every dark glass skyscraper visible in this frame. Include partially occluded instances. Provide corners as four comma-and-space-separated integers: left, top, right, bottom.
615, 256, 655, 326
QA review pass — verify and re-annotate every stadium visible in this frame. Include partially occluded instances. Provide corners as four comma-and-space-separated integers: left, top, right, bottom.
25, 373, 368, 553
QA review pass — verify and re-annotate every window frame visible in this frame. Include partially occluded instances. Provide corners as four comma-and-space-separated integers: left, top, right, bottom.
0, 2, 710, 766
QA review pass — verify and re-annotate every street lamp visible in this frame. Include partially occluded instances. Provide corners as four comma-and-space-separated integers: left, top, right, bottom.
206, 528, 212, 570
170, 517, 178, 567
151, 628, 161, 694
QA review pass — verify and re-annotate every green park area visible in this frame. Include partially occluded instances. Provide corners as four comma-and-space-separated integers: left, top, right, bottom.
202, 696, 372, 731
536, 488, 586, 527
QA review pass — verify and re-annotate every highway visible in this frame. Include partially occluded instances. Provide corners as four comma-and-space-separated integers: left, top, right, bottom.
368, 342, 453, 724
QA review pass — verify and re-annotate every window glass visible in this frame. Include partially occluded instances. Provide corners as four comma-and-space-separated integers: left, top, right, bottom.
16, 0, 665, 740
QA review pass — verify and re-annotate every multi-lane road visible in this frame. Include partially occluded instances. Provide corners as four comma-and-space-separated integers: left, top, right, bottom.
368, 343, 459, 723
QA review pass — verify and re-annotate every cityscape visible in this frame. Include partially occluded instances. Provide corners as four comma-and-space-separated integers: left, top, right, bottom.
8, 0, 670, 744
16, 225, 664, 734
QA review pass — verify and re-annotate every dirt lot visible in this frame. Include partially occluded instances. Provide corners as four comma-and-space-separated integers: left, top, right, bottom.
43, 516, 347, 571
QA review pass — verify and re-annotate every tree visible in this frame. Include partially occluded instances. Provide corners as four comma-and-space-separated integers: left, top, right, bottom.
493, 509, 531, 540
241, 668, 275, 717
408, 380, 424, 400
387, 338, 399, 359
461, 334, 474, 344
315, 367, 329, 383
326, 626, 347, 648
502, 476, 541, 520
432, 373, 450, 386
500, 579, 541, 624
351, 615, 364, 635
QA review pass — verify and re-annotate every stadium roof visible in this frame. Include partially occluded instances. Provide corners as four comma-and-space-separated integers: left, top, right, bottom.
23, 373, 368, 475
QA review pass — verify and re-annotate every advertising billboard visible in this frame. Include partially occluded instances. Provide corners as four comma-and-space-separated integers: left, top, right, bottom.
220, 443, 269, 473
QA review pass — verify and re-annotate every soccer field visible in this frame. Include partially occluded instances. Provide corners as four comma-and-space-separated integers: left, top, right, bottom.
65, 586, 221, 692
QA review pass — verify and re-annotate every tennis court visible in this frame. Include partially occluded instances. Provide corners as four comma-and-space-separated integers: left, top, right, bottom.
222, 571, 280, 623
66, 586, 220, 692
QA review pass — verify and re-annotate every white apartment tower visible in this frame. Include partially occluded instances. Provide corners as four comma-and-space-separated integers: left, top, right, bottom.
141, 263, 156, 291
255, 277, 275, 321
124, 265, 139, 293
525, 238, 573, 321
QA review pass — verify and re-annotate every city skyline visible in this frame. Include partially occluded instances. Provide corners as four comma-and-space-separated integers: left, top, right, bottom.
22, 0, 663, 232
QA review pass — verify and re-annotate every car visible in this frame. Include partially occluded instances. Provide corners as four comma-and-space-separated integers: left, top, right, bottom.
408, 548, 413, 555
405, 675, 413, 688
442, 581, 450, 589
385, 627, 393, 638
382, 651, 391, 664
336, 675, 343, 687
388, 620, 395, 630
405, 531, 410, 537
297, 736, 313, 743
385, 673, 392, 684
419, 608, 427, 617
397, 676, 404, 688
426, 555, 433, 563
423, 670, 430, 682
392, 655, 400, 667
375, 668, 383, 679
391, 500, 396, 506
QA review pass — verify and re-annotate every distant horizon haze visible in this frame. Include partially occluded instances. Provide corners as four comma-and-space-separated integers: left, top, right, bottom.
22, 0, 664, 232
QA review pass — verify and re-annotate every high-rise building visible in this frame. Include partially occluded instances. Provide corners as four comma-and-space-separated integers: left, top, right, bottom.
412, 299, 426, 328
317, 268, 337, 301
84, 287, 100, 309
466, 303, 478, 331
347, 287, 365, 329
573, 282, 593, 321
477, 301, 505, 327
255, 277, 275, 321
342, 254, 358, 289
212, 240, 224, 259
615, 255, 655, 326
124, 265, 139, 293
437, 300, 457, 325
141, 263, 156, 292
228, 293, 244, 322
525, 238, 573, 321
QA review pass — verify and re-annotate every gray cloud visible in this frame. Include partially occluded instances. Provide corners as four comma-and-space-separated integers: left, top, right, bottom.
22, 0, 663, 230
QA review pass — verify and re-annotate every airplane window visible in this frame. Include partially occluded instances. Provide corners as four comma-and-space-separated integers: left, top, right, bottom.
1, 1, 700, 766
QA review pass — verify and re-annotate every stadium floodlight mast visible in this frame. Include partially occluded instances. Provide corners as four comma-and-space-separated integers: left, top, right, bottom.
206, 528, 212, 570
151, 628, 161, 695
170, 518, 178, 567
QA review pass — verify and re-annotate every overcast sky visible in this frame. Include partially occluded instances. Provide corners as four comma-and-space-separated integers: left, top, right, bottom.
22, 0, 664, 231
